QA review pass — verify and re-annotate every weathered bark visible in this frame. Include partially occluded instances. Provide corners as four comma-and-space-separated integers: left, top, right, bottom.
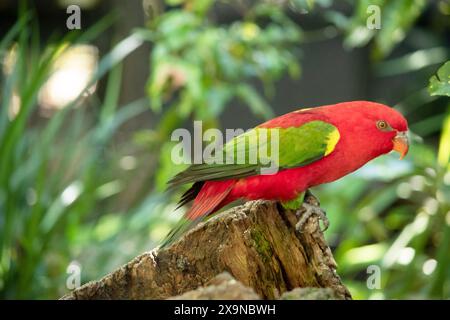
168, 272, 341, 300
61, 200, 351, 300
168, 272, 261, 300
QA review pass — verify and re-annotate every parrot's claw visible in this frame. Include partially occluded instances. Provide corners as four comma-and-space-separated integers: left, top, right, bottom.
295, 202, 329, 233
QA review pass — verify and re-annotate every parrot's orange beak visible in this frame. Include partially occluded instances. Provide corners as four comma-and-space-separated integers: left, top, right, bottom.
392, 131, 409, 160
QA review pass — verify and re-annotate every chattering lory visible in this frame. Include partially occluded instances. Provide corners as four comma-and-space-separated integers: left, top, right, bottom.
163, 101, 409, 246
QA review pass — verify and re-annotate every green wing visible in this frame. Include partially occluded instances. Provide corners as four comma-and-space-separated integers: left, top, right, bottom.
169, 120, 340, 187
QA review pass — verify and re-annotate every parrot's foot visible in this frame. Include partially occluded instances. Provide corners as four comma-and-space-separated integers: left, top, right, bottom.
295, 203, 329, 233
295, 190, 329, 233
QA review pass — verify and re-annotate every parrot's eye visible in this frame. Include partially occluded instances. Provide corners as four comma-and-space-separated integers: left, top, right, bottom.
376, 120, 391, 131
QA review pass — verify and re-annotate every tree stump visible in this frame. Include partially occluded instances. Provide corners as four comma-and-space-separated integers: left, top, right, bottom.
61, 200, 351, 300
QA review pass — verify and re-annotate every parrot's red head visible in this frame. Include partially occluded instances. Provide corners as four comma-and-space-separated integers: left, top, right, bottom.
326, 101, 409, 161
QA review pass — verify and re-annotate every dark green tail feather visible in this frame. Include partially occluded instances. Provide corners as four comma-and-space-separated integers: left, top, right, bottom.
159, 216, 203, 249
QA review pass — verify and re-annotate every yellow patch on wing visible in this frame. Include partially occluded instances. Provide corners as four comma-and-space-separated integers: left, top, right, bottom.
324, 128, 340, 156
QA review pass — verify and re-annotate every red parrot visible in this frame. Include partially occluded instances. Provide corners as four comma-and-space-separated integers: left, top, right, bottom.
163, 101, 409, 246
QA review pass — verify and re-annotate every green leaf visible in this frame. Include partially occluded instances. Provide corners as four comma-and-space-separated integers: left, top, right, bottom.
428, 61, 450, 97
437, 109, 450, 168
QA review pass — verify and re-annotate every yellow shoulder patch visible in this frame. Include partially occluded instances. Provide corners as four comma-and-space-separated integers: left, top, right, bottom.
324, 128, 340, 156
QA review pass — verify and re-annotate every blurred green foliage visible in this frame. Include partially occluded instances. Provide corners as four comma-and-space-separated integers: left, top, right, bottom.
144, 0, 305, 191
337, 0, 427, 59
0, 0, 449, 299
0, 6, 155, 298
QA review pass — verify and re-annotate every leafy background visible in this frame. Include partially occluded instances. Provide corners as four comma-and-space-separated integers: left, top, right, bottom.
0, 0, 449, 299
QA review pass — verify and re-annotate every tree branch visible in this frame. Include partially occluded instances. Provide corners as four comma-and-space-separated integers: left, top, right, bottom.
61, 200, 351, 300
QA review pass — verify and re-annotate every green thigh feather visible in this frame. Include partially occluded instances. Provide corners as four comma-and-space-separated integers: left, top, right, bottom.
281, 192, 306, 210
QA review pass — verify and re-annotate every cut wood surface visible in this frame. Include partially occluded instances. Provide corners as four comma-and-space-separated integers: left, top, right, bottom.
61, 199, 351, 300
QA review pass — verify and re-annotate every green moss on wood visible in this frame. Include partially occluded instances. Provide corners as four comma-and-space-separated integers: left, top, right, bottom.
250, 228, 273, 261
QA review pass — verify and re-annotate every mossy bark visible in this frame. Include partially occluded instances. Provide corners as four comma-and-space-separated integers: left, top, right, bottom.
61, 200, 351, 300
